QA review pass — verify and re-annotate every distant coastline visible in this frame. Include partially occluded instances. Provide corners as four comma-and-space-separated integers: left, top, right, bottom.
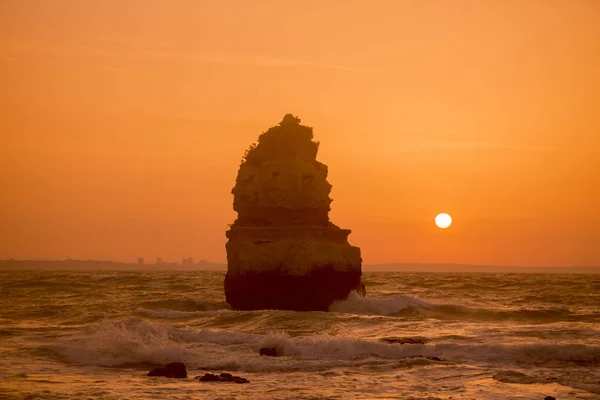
0, 259, 226, 271
364, 263, 600, 274
1, 259, 598, 273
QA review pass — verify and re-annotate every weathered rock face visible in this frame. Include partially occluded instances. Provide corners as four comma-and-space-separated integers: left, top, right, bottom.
225, 114, 362, 311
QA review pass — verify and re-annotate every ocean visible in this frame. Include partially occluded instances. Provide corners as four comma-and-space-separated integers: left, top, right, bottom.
0, 270, 599, 399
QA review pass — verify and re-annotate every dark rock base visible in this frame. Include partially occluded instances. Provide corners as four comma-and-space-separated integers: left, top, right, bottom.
225, 267, 362, 311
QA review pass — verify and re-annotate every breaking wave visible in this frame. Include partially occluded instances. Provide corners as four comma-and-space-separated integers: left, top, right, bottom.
46, 317, 600, 372
329, 292, 433, 314
330, 292, 600, 322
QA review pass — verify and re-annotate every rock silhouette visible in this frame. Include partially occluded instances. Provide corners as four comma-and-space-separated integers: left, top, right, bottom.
225, 114, 363, 311
197, 373, 249, 384
147, 362, 187, 378
259, 347, 280, 357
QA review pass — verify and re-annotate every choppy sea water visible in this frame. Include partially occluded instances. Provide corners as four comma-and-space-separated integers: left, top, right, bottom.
0, 271, 599, 400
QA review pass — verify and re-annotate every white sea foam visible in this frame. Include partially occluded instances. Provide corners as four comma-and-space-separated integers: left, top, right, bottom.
52, 318, 188, 367
329, 292, 434, 315
49, 317, 600, 371
50, 318, 430, 369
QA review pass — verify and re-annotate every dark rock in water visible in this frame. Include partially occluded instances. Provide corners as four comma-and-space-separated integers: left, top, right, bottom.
380, 337, 426, 345
197, 372, 249, 384
197, 373, 221, 382
147, 362, 187, 378
225, 265, 362, 311
259, 347, 279, 357
225, 114, 363, 312
544, 397, 556, 400
220, 373, 249, 384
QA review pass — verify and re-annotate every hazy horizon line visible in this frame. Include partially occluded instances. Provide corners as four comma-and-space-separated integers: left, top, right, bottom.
1, 259, 598, 270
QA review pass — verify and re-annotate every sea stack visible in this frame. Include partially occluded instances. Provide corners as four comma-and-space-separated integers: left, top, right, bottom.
225, 114, 363, 311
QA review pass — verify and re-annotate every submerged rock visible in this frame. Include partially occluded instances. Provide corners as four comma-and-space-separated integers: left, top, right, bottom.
225, 114, 362, 311
259, 347, 280, 357
197, 372, 249, 384
147, 362, 187, 378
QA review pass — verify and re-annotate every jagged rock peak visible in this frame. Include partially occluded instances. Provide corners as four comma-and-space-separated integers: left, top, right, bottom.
281, 113, 301, 125
241, 114, 319, 164
232, 114, 332, 227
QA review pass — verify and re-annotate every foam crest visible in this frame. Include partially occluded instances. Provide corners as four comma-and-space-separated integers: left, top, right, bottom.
329, 292, 433, 315
49, 317, 600, 371
256, 332, 430, 360
49, 318, 430, 369
51, 318, 190, 366
330, 293, 597, 323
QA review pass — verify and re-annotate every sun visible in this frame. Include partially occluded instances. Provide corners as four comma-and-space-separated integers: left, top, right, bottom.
435, 213, 452, 229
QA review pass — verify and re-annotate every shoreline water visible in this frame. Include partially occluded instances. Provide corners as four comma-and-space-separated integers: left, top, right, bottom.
1, 270, 598, 399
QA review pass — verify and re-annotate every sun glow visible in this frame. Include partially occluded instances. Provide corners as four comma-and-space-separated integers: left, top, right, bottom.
435, 213, 452, 229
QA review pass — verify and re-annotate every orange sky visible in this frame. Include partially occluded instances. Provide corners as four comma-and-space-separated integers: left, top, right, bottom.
1, 1, 599, 266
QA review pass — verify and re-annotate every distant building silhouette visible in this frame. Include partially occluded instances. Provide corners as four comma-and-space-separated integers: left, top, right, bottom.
137, 257, 144, 265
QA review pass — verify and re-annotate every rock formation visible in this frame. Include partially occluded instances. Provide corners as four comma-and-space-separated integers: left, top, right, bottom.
224, 114, 363, 311
197, 373, 250, 384
147, 362, 187, 378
